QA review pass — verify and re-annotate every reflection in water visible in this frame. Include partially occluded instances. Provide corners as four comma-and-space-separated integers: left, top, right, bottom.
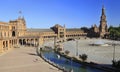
42, 51, 105, 72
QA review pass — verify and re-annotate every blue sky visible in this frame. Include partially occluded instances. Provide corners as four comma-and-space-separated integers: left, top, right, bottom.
0, 0, 120, 28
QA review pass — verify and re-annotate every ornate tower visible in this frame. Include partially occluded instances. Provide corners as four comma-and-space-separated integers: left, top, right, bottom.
9, 11, 26, 37
17, 17, 26, 36
99, 5, 108, 37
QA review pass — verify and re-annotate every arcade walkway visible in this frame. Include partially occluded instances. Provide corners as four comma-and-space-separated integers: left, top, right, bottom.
0, 46, 61, 72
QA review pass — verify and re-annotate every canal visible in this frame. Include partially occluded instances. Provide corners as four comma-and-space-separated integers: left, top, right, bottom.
42, 50, 106, 72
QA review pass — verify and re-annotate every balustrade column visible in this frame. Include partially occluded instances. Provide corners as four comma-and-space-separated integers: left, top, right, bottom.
21, 39, 23, 45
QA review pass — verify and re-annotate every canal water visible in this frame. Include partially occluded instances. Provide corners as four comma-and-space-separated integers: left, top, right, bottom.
42, 51, 106, 72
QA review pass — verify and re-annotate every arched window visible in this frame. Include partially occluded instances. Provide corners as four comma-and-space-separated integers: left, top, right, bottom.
19, 39, 22, 45
12, 31, 15, 37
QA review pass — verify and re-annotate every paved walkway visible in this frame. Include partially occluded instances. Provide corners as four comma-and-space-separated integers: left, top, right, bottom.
0, 46, 62, 72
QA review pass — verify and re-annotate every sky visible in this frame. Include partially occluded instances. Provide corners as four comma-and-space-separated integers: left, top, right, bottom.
0, 0, 120, 28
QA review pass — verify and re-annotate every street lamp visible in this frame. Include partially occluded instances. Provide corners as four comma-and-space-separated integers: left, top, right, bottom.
112, 34, 116, 62
76, 40, 78, 56
113, 43, 116, 61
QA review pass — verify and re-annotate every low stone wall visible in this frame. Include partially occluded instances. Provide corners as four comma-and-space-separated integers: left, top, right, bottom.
40, 53, 69, 72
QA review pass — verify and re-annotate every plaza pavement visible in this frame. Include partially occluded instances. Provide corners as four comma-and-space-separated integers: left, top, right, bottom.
0, 46, 62, 72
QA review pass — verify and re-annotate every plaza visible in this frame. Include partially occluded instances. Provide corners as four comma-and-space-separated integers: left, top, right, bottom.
0, 46, 62, 72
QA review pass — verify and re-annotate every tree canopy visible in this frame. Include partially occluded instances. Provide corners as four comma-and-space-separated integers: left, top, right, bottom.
109, 26, 120, 40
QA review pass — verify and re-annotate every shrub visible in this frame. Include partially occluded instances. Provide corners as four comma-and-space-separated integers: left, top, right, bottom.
79, 54, 88, 62
65, 50, 70, 55
112, 60, 120, 68
57, 48, 62, 52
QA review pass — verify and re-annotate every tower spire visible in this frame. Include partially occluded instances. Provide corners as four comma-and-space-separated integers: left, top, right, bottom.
102, 5, 105, 15
100, 5, 106, 21
64, 24, 66, 28
18, 11, 22, 19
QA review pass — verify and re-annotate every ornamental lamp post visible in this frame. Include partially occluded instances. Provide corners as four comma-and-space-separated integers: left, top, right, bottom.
76, 40, 78, 56
113, 43, 115, 62
112, 34, 116, 62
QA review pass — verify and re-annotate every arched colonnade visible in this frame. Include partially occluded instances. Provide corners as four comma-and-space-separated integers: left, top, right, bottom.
18, 38, 40, 47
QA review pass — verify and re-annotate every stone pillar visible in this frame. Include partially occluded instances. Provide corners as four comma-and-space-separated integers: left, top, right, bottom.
5, 41, 8, 51
28, 39, 30, 46
30, 39, 33, 46
3, 41, 4, 52
7, 40, 10, 50
25, 39, 27, 46
0, 40, 3, 53
36, 38, 39, 47
38, 37, 44, 46
27, 39, 29, 46
13, 39, 15, 45
17, 39, 19, 46
21, 39, 23, 46
12, 40, 13, 46
33, 38, 35, 47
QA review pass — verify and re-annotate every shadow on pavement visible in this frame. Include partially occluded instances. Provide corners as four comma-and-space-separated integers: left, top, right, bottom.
27, 53, 38, 56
